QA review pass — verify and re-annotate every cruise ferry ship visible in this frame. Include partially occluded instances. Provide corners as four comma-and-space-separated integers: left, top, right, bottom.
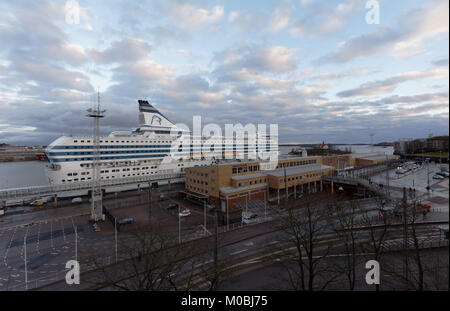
44, 100, 278, 186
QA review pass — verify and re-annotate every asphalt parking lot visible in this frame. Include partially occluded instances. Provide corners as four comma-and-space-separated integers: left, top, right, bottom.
0, 214, 123, 290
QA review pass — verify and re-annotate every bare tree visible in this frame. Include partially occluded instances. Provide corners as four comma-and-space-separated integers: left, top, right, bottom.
327, 200, 362, 290
84, 223, 207, 291
381, 195, 448, 291
359, 197, 392, 291
271, 196, 338, 291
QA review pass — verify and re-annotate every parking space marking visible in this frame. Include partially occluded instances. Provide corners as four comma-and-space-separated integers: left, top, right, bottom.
230, 249, 248, 256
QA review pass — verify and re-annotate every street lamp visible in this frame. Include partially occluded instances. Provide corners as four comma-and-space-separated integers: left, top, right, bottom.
178, 205, 181, 244
203, 199, 207, 235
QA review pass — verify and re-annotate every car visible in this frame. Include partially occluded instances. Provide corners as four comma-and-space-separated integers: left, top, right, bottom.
30, 200, 45, 206
432, 174, 445, 180
118, 217, 134, 225
71, 197, 83, 204
437, 171, 449, 177
416, 202, 431, 210
93, 224, 101, 232
242, 212, 258, 224
179, 209, 191, 217
167, 203, 178, 210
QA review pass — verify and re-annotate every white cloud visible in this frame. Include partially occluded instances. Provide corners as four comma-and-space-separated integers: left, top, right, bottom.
268, 5, 292, 32
161, 2, 224, 31
319, 0, 449, 63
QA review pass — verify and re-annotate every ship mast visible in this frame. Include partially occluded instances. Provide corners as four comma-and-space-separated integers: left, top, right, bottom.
87, 91, 106, 222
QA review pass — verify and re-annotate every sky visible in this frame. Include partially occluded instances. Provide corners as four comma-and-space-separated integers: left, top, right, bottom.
0, 0, 448, 145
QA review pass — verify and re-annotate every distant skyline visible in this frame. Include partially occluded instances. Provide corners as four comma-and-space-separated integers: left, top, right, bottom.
0, 0, 448, 145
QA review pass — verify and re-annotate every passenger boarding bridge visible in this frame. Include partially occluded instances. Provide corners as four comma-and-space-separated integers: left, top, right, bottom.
0, 172, 184, 202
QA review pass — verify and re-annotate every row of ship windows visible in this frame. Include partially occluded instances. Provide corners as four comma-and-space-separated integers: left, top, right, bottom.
50, 150, 171, 156
49, 147, 251, 156
53, 145, 171, 149
52, 154, 172, 162
72, 140, 172, 144
62, 171, 163, 182
66, 166, 161, 177
53, 144, 256, 149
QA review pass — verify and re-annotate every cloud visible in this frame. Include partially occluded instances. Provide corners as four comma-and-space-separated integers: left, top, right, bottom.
227, 10, 268, 32
158, 1, 224, 31
213, 44, 299, 75
268, 4, 292, 32
319, 0, 449, 63
312, 67, 374, 81
290, 0, 362, 37
337, 68, 449, 97
88, 38, 153, 64
432, 58, 449, 67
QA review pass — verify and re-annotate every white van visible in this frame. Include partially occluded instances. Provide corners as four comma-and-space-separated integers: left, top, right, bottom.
71, 197, 83, 204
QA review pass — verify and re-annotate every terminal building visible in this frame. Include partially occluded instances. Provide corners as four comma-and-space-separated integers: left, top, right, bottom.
183, 152, 398, 213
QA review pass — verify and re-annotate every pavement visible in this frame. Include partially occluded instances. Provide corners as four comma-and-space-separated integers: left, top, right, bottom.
370, 163, 449, 214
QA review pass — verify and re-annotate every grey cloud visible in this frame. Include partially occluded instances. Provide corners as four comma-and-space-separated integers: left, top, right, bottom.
337, 69, 448, 97
433, 58, 449, 67
88, 38, 153, 64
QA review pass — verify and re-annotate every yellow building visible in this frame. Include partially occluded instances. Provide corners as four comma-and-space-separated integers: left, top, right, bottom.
184, 155, 334, 212
183, 151, 399, 213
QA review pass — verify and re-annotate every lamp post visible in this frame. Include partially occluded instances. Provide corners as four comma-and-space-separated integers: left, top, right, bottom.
75, 226, 78, 262
114, 218, 118, 263
204, 199, 207, 235
24, 237, 27, 291
178, 205, 181, 244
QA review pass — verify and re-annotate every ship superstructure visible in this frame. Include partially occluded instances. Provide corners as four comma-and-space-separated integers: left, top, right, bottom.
44, 100, 278, 185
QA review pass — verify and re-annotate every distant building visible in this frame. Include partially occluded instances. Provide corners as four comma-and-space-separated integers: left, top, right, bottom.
394, 139, 426, 155
426, 135, 449, 152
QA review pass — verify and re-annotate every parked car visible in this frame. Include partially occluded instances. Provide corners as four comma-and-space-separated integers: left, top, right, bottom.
416, 202, 431, 210
118, 217, 134, 225
167, 203, 178, 210
437, 171, 449, 177
242, 212, 258, 224
179, 209, 191, 217
71, 197, 83, 204
432, 174, 445, 180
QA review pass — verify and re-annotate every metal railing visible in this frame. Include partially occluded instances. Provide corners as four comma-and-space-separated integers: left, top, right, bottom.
0, 173, 184, 200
